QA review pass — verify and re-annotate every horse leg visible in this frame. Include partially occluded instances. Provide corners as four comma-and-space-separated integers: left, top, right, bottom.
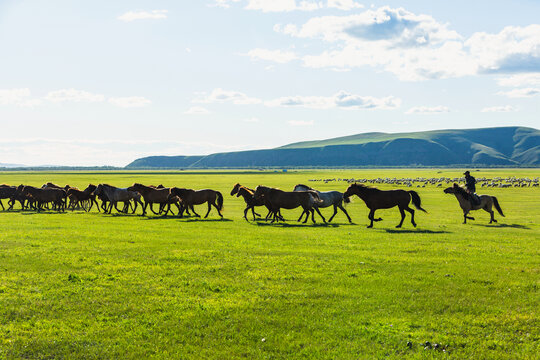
339, 204, 353, 223
311, 209, 317, 223
140, 202, 148, 216
297, 210, 306, 222
367, 209, 375, 228
212, 201, 223, 218
191, 205, 200, 218
204, 202, 212, 218
314, 207, 326, 223
150, 203, 160, 215
396, 207, 405, 228
328, 205, 338, 222
405, 206, 416, 227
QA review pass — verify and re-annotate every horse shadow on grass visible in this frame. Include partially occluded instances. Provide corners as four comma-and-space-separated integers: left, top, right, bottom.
184, 218, 233, 222
253, 220, 341, 228
471, 223, 530, 230
384, 229, 451, 234
18, 210, 69, 216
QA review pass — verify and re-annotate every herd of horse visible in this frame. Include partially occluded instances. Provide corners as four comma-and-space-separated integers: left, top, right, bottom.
0, 181, 505, 227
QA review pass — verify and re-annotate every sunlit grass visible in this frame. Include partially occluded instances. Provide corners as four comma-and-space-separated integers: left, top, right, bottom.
0, 169, 538, 359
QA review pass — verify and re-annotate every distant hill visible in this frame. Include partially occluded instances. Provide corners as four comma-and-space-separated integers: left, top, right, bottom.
0, 162, 27, 168
126, 127, 540, 168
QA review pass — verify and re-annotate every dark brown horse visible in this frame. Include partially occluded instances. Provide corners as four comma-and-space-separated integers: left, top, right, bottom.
127, 183, 173, 216
344, 184, 427, 228
66, 184, 99, 212
230, 183, 266, 220
444, 183, 504, 224
253, 185, 323, 223
0, 185, 17, 210
169, 187, 224, 218
21, 186, 66, 212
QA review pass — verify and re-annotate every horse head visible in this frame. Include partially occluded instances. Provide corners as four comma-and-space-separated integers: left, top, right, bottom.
230, 183, 240, 196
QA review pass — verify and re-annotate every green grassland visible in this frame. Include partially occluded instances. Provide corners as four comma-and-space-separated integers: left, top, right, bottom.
0, 169, 538, 359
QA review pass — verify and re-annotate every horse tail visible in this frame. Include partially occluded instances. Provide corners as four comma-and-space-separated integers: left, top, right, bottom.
216, 191, 224, 211
492, 196, 505, 217
408, 191, 427, 213
308, 190, 324, 205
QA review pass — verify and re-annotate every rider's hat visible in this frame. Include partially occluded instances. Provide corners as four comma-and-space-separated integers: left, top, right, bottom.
464, 170, 470, 175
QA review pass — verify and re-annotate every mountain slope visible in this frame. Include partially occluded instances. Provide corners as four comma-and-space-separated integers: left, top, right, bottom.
125, 127, 540, 168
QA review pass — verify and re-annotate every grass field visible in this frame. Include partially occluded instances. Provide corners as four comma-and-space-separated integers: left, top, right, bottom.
0, 169, 538, 359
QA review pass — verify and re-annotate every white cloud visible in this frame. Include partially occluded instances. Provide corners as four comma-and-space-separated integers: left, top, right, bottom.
496, 73, 540, 87
327, 0, 363, 11
45, 89, 105, 103
212, 0, 241, 8
243, 117, 260, 122
481, 105, 517, 113
184, 106, 211, 115
289, 120, 314, 126
118, 10, 168, 22
246, 0, 321, 12
214, 0, 363, 11
109, 96, 152, 108
274, 6, 475, 80
405, 106, 450, 114
497, 88, 540, 98
269, 6, 540, 81
466, 25, 540, 74
266, 91, 401, 110
245, 48, 298, 63
0, 88, 41, 107
194, 89, 400, 110
194, 88, 262, 105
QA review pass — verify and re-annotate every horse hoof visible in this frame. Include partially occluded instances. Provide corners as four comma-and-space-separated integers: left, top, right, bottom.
395, 225, 402, 228
367, 225, 373, 228
412, 223, 417, 227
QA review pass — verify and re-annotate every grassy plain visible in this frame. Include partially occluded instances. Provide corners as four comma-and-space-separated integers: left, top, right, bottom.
0, 169, 539, 359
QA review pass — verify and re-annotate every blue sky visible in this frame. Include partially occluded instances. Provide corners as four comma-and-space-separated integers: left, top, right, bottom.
0, 0, 539, 166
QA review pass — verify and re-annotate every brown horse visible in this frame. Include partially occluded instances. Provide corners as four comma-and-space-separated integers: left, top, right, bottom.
0, 185, 17, 211
344, 184, 426, 228
169, 187, 224, 218
21, 186, 66, 212
253, 185, 323, 223
444, 183, 504, 224
127, 183, 173, 216
66, 184, 99, 212
93, 184, 143, 214
231, 183, 266, 220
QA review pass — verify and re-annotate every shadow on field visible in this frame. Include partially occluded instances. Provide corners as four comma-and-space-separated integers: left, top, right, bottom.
472, 223, 530, 230
19, 211, 69, 216
384, 229, 451, 234
253, 221, 340, 228
184, 218, 233, 222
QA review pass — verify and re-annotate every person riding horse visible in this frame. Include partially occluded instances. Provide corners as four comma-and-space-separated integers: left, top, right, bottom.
464, 171, 480, 206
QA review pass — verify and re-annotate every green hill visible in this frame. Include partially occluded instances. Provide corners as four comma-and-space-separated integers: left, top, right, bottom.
125, 127, 540, 168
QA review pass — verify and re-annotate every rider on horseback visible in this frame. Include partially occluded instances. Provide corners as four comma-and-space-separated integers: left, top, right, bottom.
464, 171, 480, 206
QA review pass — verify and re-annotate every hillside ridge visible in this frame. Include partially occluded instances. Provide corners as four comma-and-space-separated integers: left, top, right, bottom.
126, 126, 540, 168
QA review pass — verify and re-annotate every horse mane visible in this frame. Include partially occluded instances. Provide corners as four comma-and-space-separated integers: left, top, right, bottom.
239, 186, 254, 195
352, 183, 379, 193
295, 184, 312, 191
453, 184, 473, 200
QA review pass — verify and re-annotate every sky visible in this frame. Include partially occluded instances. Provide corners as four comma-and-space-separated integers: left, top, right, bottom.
0, 0, 539, 166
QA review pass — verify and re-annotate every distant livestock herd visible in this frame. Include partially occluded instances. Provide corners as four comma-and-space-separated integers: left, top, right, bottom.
311, 176, 540, 188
